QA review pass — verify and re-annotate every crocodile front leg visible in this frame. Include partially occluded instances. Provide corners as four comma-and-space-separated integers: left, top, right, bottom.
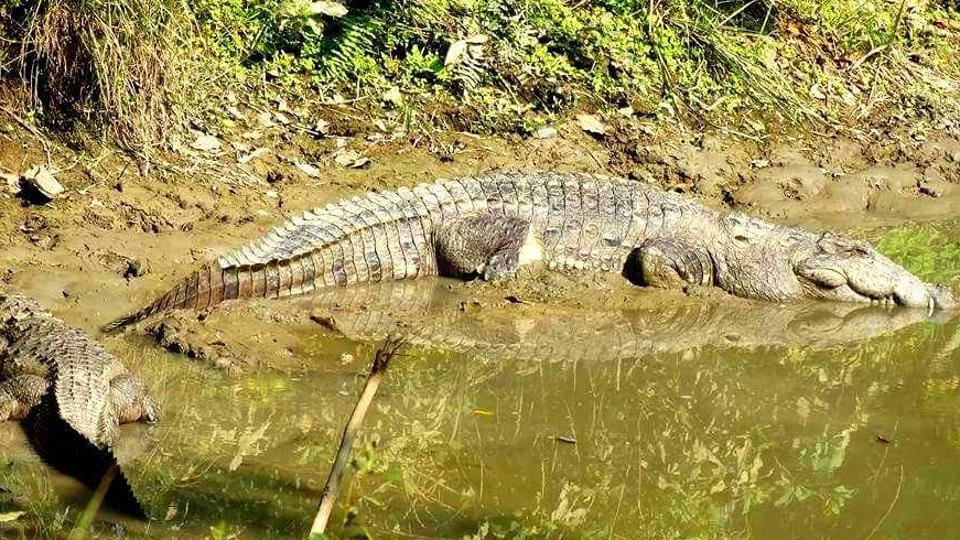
435, 214, 534, 281
625, 238, 714, 290
0, 375, 49, 421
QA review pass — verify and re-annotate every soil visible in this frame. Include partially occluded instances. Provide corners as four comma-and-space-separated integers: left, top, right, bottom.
3, 103, 960, 370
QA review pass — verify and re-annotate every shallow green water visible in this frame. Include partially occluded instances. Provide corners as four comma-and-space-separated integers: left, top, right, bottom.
1, 221, 959, 539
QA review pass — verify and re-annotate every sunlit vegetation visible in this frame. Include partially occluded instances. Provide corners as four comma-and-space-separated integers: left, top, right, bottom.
875, 220, 960, 285
2, 0, 959, 146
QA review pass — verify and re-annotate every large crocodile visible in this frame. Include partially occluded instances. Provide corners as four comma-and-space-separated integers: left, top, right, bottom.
106, 171, 956, 330
1, 293, 160, 517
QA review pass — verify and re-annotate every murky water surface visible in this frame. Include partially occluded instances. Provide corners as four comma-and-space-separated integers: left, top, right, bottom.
2, 221, 960, 539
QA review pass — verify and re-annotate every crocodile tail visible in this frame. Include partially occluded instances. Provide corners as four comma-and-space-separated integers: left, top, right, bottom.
104, 254, 327, 332
23, 396, 147, 519
103, 262, 228, 332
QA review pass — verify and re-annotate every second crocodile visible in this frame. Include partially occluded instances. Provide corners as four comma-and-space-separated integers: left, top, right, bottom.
1, 293, 160, 516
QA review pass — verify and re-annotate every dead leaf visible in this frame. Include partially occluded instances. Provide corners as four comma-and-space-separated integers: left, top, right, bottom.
295, 162, 323, 178
312, 119, 330, 135
465, 34, 489, 44
532, 126, 557, 140
1, 171, 19, 194
229, 422, 271, 471
382, 86, 403, 108
225, 105, 245, 121
809, 83, 827, 100
241, 130, 263, 140
576, 114, 607, 136
309, 1, 348, 17
445, 39, 469, 66
273, 112, 292, 125
257, 112, 276, 128
239, 148, 269, 164
350, 157, 371, 169
276, 99, 297, 116
190, 133, 222, 152
334, 149, 362, 167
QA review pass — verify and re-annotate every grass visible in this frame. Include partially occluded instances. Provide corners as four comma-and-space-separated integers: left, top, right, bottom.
3, 0, 960, 149
1, 0, 195, 154
185, 0, 960, 134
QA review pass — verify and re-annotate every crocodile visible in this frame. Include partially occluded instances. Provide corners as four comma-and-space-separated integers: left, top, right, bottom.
1, 293, 160, 517
105, 171, 957, 330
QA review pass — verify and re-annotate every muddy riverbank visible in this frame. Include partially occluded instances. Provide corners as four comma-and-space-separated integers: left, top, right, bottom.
2, 109, 960, 538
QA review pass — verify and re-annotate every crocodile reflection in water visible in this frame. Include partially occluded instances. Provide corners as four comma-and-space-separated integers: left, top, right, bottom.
282, 279, 957, 361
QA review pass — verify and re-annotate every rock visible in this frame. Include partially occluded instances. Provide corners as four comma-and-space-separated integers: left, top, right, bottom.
20, 165, 65, 203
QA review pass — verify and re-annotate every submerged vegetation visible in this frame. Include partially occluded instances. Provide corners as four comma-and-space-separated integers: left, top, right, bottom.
2, 0, 960, 146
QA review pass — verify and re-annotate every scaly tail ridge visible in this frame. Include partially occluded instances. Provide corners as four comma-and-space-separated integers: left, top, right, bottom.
103, 263, 226, 332
103, 253, 325, 332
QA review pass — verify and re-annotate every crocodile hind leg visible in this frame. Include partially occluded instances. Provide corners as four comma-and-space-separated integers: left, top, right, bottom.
624, 238, 714, 290
0, 375, 49, 421
108, 374, 161, 425
435, 214, 537, 281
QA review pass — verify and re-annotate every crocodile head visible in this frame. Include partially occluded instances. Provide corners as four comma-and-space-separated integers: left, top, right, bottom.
715, 214, 957, 310
793, 232, 956, 310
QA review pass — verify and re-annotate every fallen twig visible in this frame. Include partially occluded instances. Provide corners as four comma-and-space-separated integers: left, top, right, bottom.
309, 337, 404, 538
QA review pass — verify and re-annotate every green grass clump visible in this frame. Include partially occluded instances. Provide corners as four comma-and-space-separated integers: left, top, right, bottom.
2, 0, 959, 147
191, 0, 960, 133
1, 0, 196, 153
875, 221, 960, 285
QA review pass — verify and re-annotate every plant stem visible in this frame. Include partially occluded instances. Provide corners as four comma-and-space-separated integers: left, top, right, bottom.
309, 338, 404, 537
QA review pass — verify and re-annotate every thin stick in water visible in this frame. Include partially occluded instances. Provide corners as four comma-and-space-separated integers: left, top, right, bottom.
309, 338, 404, 537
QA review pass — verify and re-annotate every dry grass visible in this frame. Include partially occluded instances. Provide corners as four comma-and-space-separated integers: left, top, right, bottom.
15, 0, 194, 154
